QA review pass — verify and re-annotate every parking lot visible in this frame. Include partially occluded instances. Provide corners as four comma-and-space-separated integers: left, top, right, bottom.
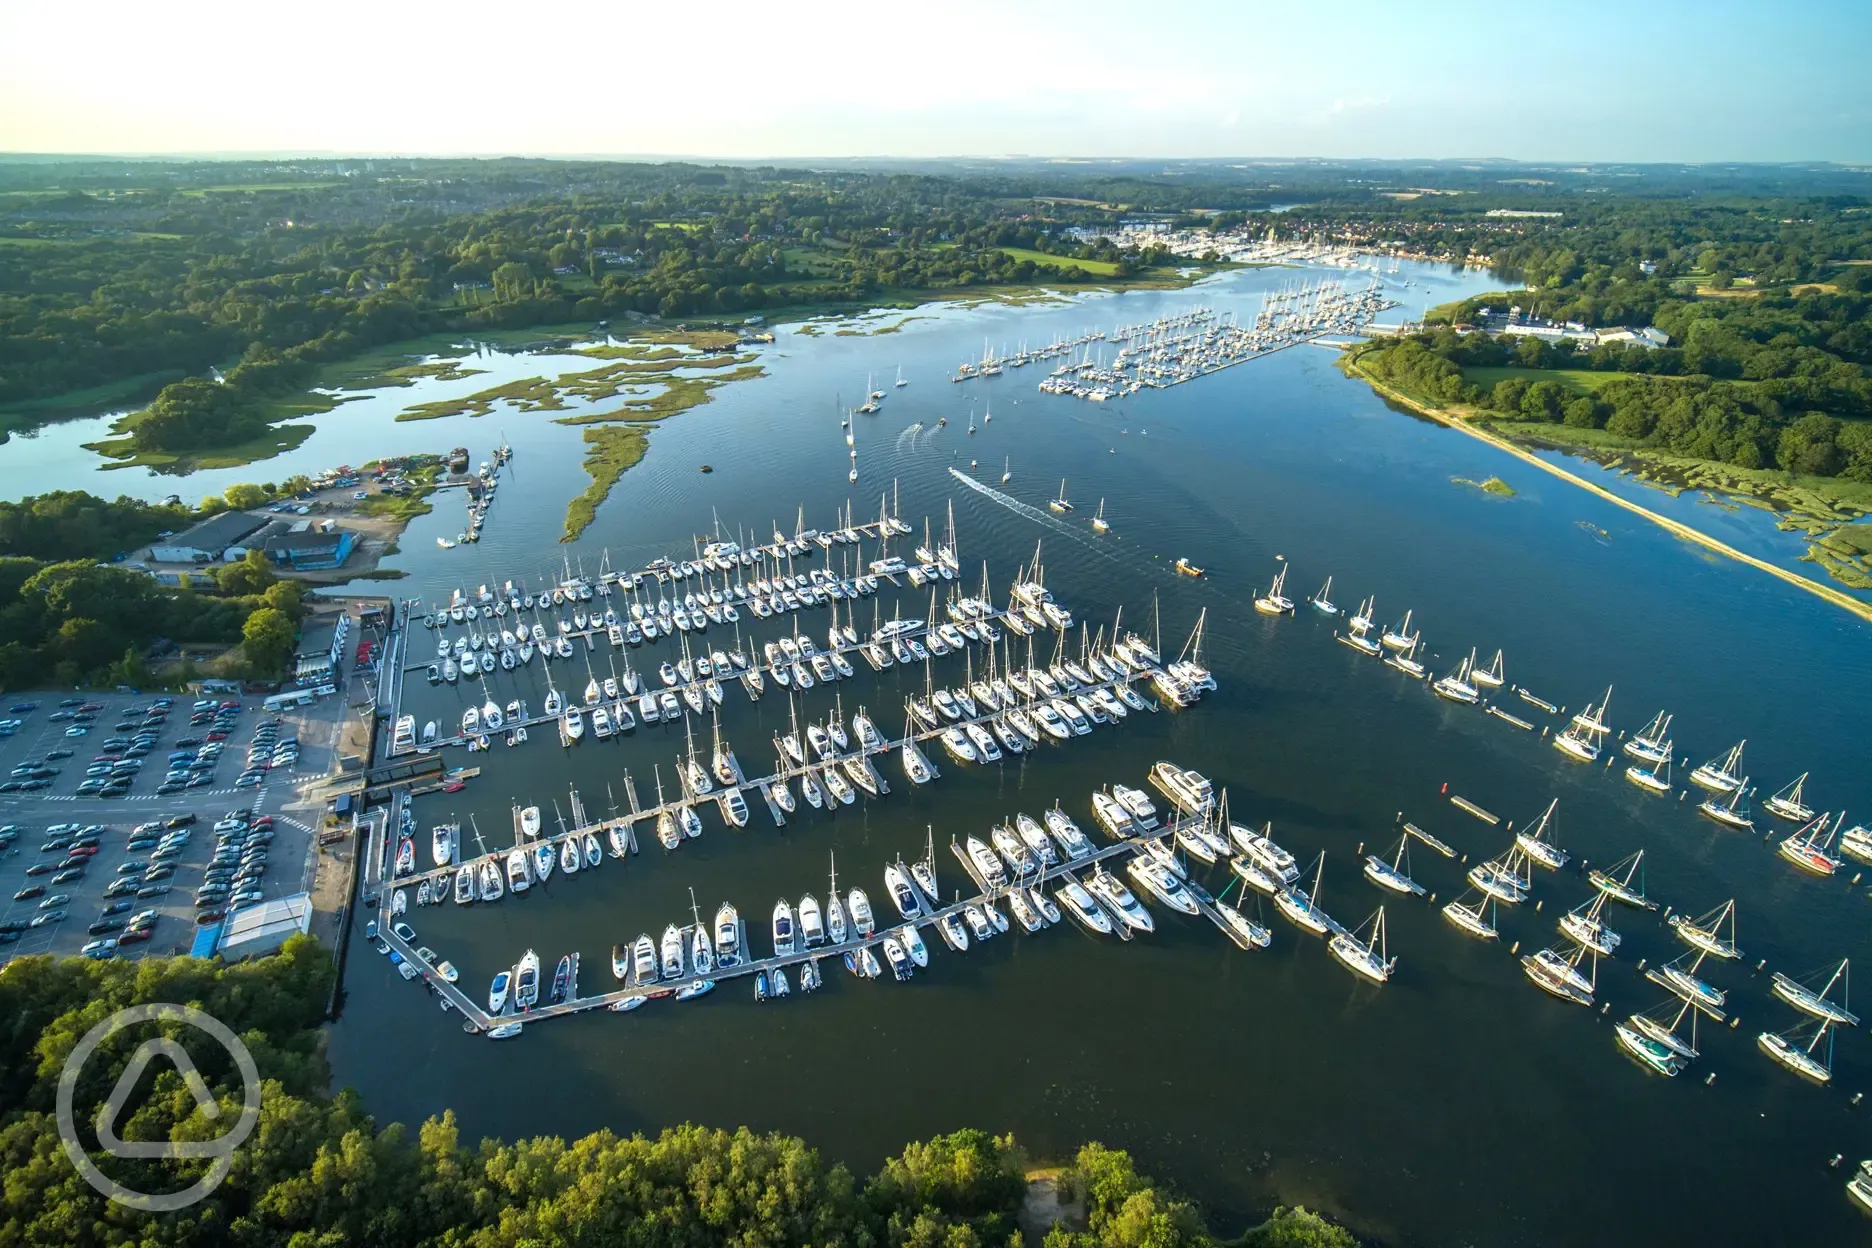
0, 689, 342, 963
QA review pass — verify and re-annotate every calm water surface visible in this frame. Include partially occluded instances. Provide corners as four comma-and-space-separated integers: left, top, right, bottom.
25, 265, 1872, 1244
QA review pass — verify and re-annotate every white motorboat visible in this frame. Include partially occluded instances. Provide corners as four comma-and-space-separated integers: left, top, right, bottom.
714, 903, 742, 967
771, 899, 795, 957
1090, 869, 1154, 932
1057, 879, 1113, 934
1148, 761, 1215, 813
1229, 821, 1299, 885
520, 806, 541, 839
431, 823, 457, 867
1125, 855, 1198, 914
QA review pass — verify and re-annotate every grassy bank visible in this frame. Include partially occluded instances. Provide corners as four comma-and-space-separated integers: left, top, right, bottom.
1341, 347, 1872, 620
565, 424, 651, 540
86, 421, 319, 473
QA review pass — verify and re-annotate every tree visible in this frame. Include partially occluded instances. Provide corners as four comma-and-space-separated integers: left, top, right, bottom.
242, 606, 297, 672
216, 549, 278, 597
224, 482, 269, 510
1778, 413, 1843, 477
1241, 1206, 1358, 1248
1520, 379, 1568, 423
264, 577, 306, 621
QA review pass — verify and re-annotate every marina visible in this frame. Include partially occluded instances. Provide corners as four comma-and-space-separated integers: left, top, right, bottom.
318, 256, 1872, 1248
955, 286, 1399, 403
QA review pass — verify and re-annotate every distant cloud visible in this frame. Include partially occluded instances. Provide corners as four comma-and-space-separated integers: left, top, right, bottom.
1322, 95, 1391, 121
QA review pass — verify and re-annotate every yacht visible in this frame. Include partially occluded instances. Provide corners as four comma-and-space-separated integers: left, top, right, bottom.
1125, 855, 1198, 914
714, 903, 742, 967
514, 950, 540, 1009
1230, 821, 1300, 885
660, 925, 686, 980
431, 823, 457, 867
488, 971, 511, 1014
848, 887, 875, 937
965, 838, 1010, 886
632, 934, 658, 985
1044, 806, 1094, 859
1148, 761, 1215, 814
798, 893, 825, 945
898, 924, 929, 968
771, 899, 796, 956
1092, 790, 1137, 839
1057, 878, 1113, 934
506, 849, 531, 894
1112, 784, 1159, 827
1090, 869, 1155, 932
1252, 563, 1294, 615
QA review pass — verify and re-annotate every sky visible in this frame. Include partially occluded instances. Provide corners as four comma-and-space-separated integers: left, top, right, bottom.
2, 0, 1868, 163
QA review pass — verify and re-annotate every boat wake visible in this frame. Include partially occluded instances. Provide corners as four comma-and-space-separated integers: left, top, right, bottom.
947, 467, 1129, 565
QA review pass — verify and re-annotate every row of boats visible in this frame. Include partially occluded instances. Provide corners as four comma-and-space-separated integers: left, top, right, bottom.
1294, 581, 1872, 881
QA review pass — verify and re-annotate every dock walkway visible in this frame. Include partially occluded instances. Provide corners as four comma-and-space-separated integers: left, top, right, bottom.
378, 812, 1221, 1031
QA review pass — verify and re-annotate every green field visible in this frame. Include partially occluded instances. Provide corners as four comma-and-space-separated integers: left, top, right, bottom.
1465, 365, 1644, 395
997, 247, 1120, 276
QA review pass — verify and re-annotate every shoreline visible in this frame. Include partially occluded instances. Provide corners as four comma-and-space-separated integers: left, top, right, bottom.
1344, 356, 1872, 627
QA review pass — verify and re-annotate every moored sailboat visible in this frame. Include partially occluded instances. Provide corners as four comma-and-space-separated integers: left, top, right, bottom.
1329, 907, 1396, 984
1757, 1019, 1834, 1083
1770, 958, 1857, 1026
1778, 811, 1844, 876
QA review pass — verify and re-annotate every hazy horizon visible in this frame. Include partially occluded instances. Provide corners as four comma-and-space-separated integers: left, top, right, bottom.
3, 0, 1868, 164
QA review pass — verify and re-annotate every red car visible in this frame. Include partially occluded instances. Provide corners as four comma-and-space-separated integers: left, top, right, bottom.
194, 910, 225, 925
206, 731, 228, 742
117, 927, 153, 945
64, 845, 99, 857
251, 816, 274, 829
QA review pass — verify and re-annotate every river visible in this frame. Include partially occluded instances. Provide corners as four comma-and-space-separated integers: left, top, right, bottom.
21, 262, 1872, 1243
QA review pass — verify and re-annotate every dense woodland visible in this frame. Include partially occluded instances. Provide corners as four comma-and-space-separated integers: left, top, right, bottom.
0, 161, 1190, 451
1332, 185, 1872, 479
0, 935, 1355, 1247
1, 155, 1867, 481
0, 490, 307, 689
